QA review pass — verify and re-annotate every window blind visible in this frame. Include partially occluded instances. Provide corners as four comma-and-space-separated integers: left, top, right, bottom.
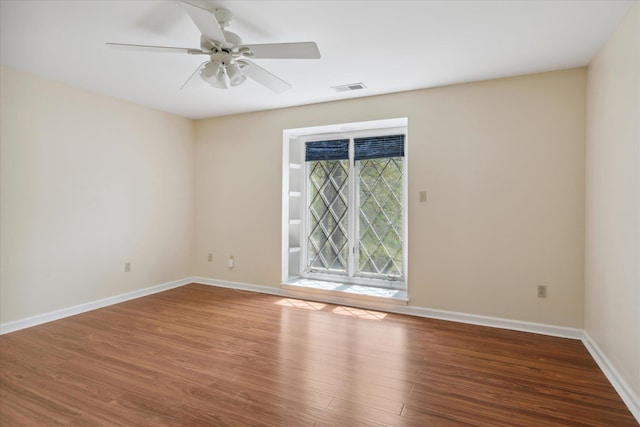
354, 134, 405, 160
305, 139, 349, 161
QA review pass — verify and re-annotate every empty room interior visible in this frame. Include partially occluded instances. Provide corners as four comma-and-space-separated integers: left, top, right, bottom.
1, 0, 638, 425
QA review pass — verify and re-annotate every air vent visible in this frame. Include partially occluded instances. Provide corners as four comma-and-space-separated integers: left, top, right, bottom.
331, 82, 367, 92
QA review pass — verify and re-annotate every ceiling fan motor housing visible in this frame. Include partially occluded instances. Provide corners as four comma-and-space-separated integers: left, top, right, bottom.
213, 8, 233, 28
222, 31, 242, 48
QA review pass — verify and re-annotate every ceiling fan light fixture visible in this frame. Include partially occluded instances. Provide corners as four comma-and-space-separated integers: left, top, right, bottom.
226, 63, 246, 87
201, 61, 229, 89
200, 61, 220, 79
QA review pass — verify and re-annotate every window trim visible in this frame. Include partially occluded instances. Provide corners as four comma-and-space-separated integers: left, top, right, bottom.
283, 121, 408, 291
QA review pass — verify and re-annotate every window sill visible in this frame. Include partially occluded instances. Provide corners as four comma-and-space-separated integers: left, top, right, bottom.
281, 278, 408, 307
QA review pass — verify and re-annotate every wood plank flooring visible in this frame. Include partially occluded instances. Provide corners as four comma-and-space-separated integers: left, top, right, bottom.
0, 284, 636, 426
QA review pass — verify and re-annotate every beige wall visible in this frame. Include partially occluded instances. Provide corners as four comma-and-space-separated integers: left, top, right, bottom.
0, 66, 195, 323
0, 63, 590, 331
195, 68, 586, 328
585, 3, 640, 401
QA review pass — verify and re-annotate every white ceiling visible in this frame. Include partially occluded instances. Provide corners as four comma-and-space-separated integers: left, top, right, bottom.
0, 0, 635, 119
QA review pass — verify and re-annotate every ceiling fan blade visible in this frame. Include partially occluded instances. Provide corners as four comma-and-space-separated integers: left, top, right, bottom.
239, 60, 291, 93
106, 43, 205, 55
180, 62, 208, 91
181, 2, 227, 47
242, 42, 321, 59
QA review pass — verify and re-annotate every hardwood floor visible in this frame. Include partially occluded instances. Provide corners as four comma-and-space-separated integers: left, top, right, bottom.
0, 284, 636, 426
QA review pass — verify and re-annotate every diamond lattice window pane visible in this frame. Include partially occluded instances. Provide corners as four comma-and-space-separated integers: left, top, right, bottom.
357, 158, 403, 277
307, 160, 349, 273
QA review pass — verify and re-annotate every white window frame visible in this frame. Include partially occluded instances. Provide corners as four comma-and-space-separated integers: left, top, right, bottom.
282, 119, 408, 291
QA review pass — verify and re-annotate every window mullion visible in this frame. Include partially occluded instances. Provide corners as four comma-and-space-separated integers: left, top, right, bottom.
348, 139, 356, 278
301, 157, 309, 277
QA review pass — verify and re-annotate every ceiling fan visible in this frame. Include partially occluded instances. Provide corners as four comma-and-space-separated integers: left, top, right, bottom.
107, 1, 321, 93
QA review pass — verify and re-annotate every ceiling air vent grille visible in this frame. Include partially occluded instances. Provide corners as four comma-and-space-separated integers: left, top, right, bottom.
332, 82, 367, 92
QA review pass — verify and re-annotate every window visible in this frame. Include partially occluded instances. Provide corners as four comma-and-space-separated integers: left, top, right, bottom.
283, 120, 407, 291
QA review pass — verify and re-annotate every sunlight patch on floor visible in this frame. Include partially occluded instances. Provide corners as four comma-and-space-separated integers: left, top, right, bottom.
332, 306, 387, 320
275, 298, 326, 310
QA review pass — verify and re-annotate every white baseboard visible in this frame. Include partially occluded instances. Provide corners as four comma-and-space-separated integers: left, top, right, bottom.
0, 277, 191, 335
193, 276, 289, 297
395, 305, 584, 339
582, 332, 640, 423
192, 277, 583, 339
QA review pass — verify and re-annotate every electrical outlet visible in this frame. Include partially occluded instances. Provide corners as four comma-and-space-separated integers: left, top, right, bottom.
419, 191, 427, 203
125, 262, 131, 273
537, 285, 547, 298
228, 256, 234, 269
207, 253, 213, 262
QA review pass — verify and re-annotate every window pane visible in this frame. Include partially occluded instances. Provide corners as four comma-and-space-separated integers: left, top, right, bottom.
307, 160, 349, 273
358, 157, 403, 277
